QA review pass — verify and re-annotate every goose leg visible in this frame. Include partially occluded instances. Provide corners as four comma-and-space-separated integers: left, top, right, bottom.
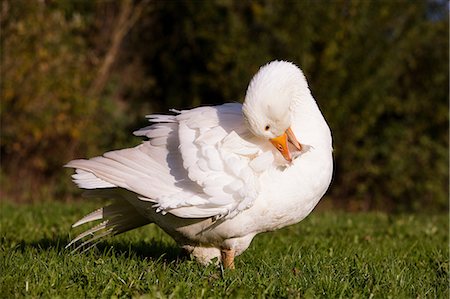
221, 248, 235, 269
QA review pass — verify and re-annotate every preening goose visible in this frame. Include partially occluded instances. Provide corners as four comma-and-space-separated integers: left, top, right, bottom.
66, 60, 333, 269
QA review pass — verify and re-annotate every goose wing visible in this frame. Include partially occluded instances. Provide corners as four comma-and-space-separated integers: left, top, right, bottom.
67, 103, 275, 219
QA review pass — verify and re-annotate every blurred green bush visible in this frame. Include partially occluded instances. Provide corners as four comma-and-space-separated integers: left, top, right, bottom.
1, 0, 448, 211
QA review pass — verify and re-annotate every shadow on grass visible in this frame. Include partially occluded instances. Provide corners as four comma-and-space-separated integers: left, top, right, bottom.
17, 235, 185, 264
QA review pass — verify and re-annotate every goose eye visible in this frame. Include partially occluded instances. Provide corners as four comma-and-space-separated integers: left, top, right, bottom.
265, 125, 270, 131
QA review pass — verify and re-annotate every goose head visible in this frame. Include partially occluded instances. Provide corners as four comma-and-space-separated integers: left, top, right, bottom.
243, 61, 307, 162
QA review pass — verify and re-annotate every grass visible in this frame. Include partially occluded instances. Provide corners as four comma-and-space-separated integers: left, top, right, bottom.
0, 200, 448, 298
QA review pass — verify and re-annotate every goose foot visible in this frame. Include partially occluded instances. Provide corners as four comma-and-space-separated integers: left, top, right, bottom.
221, 248, 235, 269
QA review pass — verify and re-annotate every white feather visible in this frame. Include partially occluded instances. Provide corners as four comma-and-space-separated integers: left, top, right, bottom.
66, 61, 333, 267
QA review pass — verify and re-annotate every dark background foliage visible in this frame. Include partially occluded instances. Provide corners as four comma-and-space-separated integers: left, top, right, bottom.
1, 0, 448, 211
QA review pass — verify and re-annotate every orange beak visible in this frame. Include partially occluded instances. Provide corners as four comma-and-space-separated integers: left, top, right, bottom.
269, 127, 302, 162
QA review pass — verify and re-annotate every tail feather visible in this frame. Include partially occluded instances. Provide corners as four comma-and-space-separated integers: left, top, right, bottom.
72, 200, 143, 228
73, 229, 114, 253
72, 208, 104, 228
67, 190, 152, 251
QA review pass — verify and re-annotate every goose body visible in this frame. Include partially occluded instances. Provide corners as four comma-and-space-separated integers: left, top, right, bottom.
66, 61, 333, 267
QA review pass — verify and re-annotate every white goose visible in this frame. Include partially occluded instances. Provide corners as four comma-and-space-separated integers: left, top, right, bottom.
66, 61, 333, 269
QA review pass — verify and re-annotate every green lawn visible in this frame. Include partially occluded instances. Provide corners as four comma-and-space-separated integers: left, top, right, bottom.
1, 201, 448, 298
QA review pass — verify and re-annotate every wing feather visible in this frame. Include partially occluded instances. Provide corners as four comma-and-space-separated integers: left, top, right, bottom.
66, 103, 277, 220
